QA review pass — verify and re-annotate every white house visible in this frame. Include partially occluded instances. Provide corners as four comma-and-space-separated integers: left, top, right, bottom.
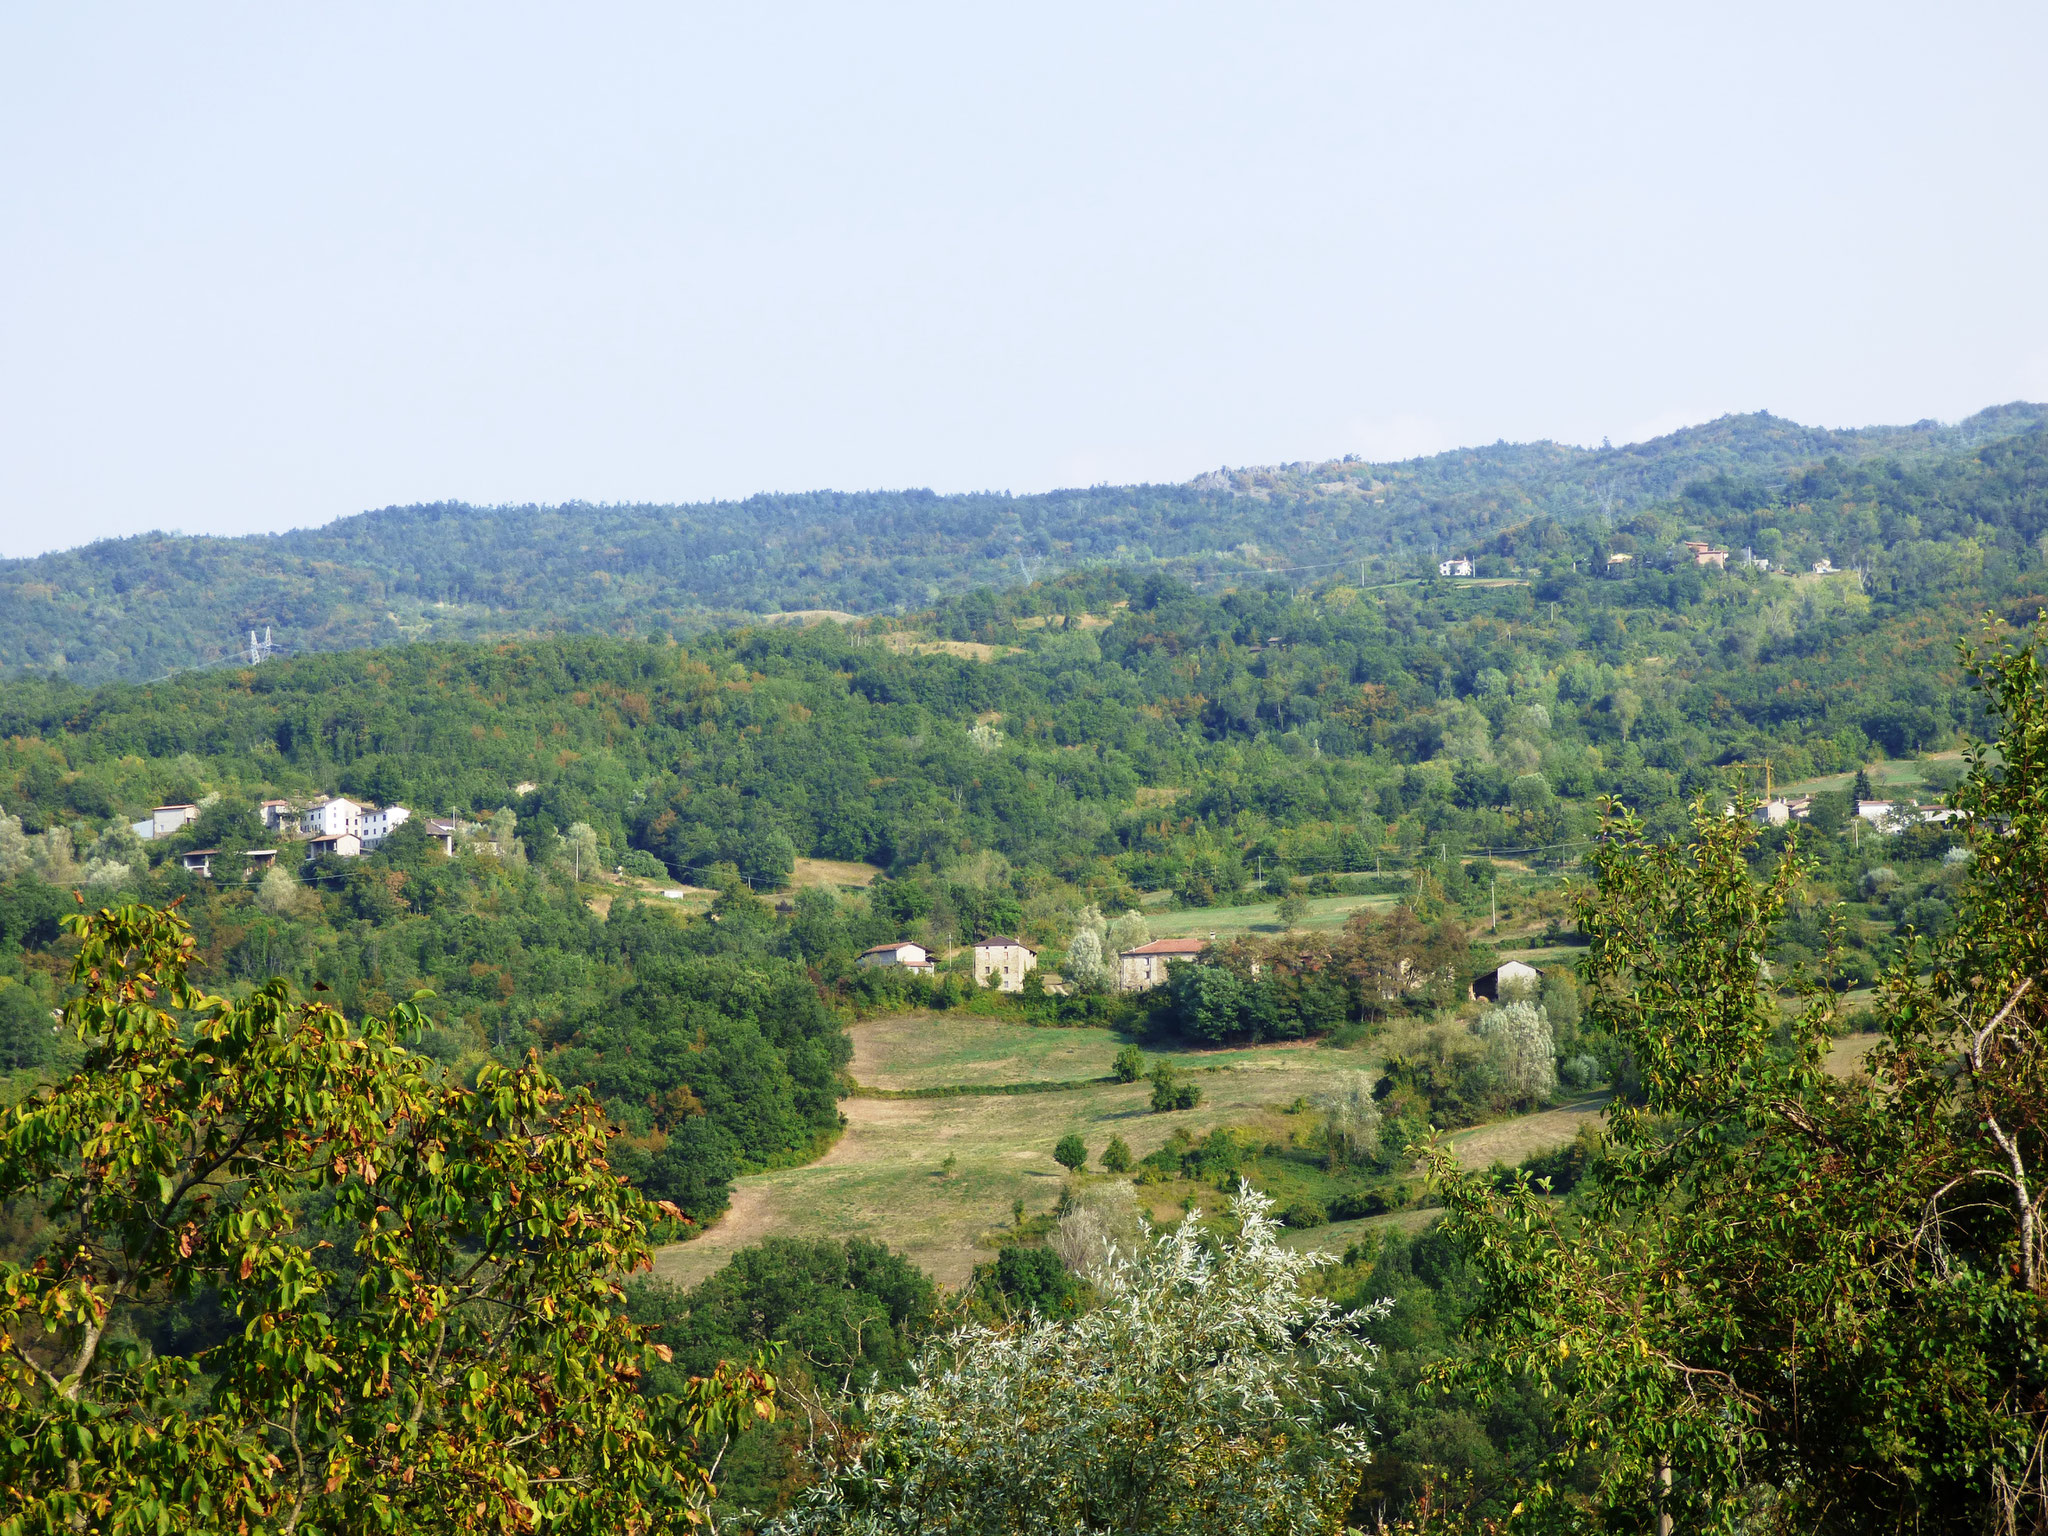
301, 797, 365, 839
306, 832, 362, 860
858, 941, 934, 973
259, 799, 297, 831
181, 849, 218, 877
425, 818, 462, 855
1438, 557, 1474, 578
360, 804, 411, 849
1117, 936, 1207, 992
972, 936, 1038, 992
1812, 559, 1838, 575
1855, 800, 1895, 826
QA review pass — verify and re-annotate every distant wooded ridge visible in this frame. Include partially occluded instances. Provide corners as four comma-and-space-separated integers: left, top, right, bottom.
2, 402, 2041, 683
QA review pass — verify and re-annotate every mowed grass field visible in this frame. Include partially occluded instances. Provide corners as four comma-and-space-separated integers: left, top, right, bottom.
1776, 749, 1965, 801
653, 1016, 1383, 1289
1141, 892, 1400, 943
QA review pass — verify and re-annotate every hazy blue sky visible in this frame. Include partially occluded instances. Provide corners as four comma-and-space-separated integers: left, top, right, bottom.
3, 3, 2045, 558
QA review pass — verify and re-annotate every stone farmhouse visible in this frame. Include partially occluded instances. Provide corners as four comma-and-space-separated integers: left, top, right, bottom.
972, 936, 1038, 992
1117, 936, 1207, 991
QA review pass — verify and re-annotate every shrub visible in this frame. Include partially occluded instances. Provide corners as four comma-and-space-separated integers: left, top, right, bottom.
621, 847, 670, 879
1101, 1134, 1133, 1173
1282, 1198, 1328, 1229
1149, 1061, 1202, 1111
1111, 1043, 1145, 1082
1329, 1187, 1395, 1221
1560, 1052, 1602, 1089
1053, 1132, 1089, 1172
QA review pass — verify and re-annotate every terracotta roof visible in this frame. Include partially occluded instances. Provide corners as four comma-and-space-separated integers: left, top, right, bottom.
860, 941, 925, 957
1121, 937, 1208, 956
974, 935, 1038, 952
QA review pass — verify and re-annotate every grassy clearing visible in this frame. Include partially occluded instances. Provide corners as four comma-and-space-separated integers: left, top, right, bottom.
787, 856, 882, 889
851, 1014, 1324, 1091
1277, 1207, 1441, 1257
1445, 1095, 1609, 1170
1824, 1030, 1882, 1078
1490, 942, 1588, 966
852, 1016, 1124, 1090
1143, 892, 1399, 942
655, 1020, 1377, 1289
1777, 749, 1965, 800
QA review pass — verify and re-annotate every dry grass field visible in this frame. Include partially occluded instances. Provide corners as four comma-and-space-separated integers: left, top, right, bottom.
653, 1017, 1378, 1289
786, 857, 882, 889
651, 1012, 1894, 1293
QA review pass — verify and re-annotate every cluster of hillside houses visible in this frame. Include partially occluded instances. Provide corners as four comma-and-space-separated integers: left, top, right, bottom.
1440, 545, 1840, 579
857, 934, 1208, 993
131, 796, 460, 878
1750, 795, 1959, 832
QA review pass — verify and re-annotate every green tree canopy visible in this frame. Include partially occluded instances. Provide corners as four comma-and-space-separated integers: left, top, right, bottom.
1429, 616, 2048, 1532
0, 901, 774, 1533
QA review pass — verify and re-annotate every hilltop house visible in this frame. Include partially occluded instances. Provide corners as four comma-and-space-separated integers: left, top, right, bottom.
1438, 557, 1474, 578
859, 941, 934, 974
972, 936, 1038, 992
1682, 540, 1730, 569
258, 795, 414, 853
361, 804, 411, 847
1118, 936, 1207, 992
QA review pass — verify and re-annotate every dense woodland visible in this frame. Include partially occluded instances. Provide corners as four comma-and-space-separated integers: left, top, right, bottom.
2, 403, 2040, 683
5, 413, 2048, 1530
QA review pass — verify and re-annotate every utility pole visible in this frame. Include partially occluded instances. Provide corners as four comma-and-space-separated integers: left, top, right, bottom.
1491, 876, 1497, 932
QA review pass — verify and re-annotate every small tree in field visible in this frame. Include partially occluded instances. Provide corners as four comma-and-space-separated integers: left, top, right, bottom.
773, 1185, 1378, 1535
1101, 1134, 1134, 1173
0, 902, 773, 1534
1111, 1043, 1145, 1083
1053, 1132, 1089, 1172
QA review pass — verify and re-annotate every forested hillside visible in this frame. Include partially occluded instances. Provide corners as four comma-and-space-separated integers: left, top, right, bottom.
4, 403, 2039, 683
3, 417, 2045, 964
